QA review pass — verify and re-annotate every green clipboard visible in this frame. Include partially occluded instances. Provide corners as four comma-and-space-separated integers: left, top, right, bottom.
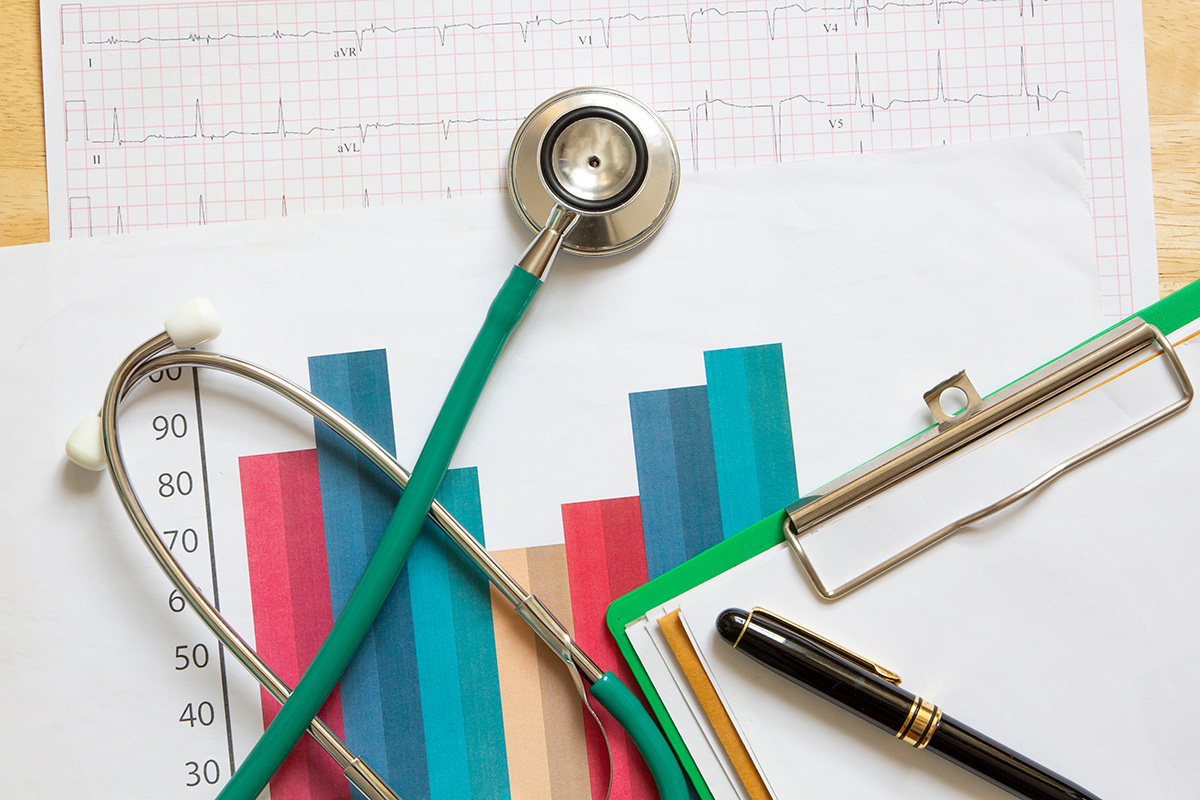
606, 279, 1200, 798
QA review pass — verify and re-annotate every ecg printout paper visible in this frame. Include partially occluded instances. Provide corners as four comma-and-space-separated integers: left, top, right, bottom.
0, 136, 1101, 798
40, 0, 1154, 317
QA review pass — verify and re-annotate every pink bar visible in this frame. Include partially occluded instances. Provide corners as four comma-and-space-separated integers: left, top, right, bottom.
240, 449, 350, 800
562, 497, 655, 800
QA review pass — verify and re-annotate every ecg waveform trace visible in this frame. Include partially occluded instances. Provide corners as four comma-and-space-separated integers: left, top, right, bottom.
55, 0, 1132, 313
62, 1, 1052, 48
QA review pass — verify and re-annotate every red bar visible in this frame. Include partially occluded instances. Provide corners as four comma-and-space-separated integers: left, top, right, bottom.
240, 449, 350, 800
562, 497, 655, 800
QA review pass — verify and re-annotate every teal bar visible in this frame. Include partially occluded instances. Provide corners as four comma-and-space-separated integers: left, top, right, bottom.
441, 469, 509, 798
704, 344, 798, 537
744, 344, 799, 515
408, 467, 510, 800
703, 349, 759, 537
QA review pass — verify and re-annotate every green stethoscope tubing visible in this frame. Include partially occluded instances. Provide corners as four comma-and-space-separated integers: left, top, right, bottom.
215, 266, 687, 800
221, 266, 532, 798
591, 672, 689, 800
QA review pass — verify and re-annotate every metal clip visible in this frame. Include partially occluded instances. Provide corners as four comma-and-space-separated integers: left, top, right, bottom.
748, 607, 901, 684
923, 370, 983, 429
784, 319, 1194, 600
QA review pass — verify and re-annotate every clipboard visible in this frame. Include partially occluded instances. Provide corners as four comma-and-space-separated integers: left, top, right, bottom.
606, 279, 1200, 799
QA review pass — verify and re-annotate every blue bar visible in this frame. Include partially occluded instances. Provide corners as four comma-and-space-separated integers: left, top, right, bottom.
409, 467, 510, 800
309, 349, 430, 799
629, 385, 723, 578
705, 344, 798, 537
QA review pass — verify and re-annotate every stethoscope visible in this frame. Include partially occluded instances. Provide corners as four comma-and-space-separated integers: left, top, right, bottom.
67, 87, 687, 800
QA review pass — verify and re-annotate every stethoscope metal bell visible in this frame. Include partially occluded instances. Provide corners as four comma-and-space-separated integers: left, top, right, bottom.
508, 86, 680, 259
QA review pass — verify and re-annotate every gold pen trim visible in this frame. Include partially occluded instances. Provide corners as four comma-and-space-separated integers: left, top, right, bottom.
898, 698, 941, 747
748, 607, 902, 684
916, 707, 943, 750
895, 699, 919, 740
732, 609, 754, 649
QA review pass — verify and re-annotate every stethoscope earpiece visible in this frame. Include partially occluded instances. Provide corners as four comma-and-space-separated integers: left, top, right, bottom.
66, 297, 222, 472
65, 413, 106, 471
164, 296, 222, 349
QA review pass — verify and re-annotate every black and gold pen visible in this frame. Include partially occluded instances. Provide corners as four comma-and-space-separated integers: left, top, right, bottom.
716, 607, 1101, 800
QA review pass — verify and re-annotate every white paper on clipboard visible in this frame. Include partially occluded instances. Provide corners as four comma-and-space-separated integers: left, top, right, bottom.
671, 323, 1200, 800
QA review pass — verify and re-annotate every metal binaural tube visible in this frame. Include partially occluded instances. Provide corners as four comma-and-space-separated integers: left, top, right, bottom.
117, 347, 605, 684
100, 336, 401, 800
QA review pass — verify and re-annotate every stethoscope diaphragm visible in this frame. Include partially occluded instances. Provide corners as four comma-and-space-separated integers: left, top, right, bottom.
507, 87, 680, 256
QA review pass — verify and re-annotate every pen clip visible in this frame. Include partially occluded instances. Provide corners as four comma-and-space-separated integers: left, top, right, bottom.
749, 607, 902, 684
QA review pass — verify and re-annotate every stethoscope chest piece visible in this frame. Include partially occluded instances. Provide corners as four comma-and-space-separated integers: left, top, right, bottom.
508, 87, 680, 256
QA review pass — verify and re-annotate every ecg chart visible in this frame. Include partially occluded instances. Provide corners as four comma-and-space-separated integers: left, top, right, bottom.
42, 0, 1154, 315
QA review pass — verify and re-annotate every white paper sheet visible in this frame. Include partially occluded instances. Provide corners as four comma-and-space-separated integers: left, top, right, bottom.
628, 620, 751, 800
38, 0, 1158, 316
669, 323, 1200, 799
0, 134, 1100, 795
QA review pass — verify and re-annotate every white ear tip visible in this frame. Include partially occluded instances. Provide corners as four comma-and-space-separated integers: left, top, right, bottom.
66, 414, 107, 471
165, 297, 222, 349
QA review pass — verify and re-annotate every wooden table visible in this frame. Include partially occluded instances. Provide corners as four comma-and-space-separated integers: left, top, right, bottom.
3, 0, 1198, 294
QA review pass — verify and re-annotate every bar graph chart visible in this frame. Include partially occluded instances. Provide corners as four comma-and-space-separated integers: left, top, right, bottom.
237, 341, 797, 799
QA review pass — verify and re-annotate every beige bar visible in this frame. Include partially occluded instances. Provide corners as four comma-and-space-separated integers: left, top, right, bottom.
490, 548, 552, 800
489, 545, 590, 800
528, 544, 591, 800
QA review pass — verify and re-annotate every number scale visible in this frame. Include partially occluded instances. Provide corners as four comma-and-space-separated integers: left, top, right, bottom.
122, 366, 237, 794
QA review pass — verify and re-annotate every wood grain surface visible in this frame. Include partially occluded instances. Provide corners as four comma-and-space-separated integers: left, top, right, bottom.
3, 0, 1198, 294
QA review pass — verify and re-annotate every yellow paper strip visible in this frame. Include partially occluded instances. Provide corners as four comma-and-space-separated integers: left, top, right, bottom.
657, 609, 772, 800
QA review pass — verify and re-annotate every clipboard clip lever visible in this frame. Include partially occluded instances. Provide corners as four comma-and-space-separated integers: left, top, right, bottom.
783, 318, 1195, 601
